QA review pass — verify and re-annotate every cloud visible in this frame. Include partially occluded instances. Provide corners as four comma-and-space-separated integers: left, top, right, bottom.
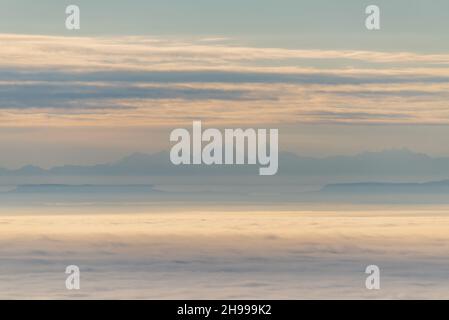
1, 34, 449, 126
2, 210, 449, 299
301, 111, 412, 121
2, 34, 449, 72
0, 81, 260, 110
3, 69, 449, 85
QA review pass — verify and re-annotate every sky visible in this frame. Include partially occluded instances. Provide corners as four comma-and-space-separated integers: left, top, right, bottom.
1, 0, 449, 51
0, 0, 449, 168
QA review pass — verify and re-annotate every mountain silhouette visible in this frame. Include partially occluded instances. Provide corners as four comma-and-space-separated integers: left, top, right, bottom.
1, 148, 449, 179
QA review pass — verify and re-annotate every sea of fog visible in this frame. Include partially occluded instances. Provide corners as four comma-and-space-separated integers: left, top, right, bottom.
1, 205, 449, 299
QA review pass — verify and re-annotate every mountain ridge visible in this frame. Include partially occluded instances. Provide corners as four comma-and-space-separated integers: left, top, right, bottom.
2, 148, 449, 178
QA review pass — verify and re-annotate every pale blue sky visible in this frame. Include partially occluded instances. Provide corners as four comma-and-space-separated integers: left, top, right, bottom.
0, 0, 448, 51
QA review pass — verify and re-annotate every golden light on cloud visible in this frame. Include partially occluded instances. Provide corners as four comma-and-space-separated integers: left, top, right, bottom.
0, 33, 449, 127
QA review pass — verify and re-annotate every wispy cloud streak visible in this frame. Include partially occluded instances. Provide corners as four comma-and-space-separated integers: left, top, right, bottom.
1, 34, 449, 126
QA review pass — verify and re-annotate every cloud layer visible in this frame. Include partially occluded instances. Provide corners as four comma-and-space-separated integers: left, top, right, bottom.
1, 208, 449, 299
1, 34, 449, 127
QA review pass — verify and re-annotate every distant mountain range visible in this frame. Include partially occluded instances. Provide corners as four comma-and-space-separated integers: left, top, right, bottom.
1, 148, 449, 180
